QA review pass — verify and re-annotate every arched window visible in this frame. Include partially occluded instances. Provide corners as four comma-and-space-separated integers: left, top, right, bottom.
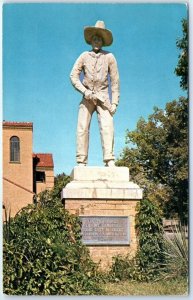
10, 136, 20, 162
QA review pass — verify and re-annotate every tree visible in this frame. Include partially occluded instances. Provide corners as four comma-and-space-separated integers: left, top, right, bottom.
117, 96, 188, 222
116, 19, 188, 223
175, 19, 188, 91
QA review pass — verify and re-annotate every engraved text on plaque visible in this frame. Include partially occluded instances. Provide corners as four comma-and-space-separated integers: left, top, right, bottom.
80, 216, 130, 245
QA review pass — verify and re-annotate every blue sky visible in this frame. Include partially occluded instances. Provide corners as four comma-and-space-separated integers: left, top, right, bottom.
3, 3, 187, 175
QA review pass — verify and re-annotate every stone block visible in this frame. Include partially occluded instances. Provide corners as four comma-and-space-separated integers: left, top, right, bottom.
62, 166, 142, 201
71, 166, 129, 181
62, 186, 142, 200
62, 166, 143, 270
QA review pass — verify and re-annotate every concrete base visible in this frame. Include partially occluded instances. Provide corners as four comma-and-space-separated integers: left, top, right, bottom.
61, 166, 142, 200
61, 166, 143, 269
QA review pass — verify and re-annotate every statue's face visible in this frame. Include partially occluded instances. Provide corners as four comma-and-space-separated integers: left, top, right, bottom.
91, 35, 103, 51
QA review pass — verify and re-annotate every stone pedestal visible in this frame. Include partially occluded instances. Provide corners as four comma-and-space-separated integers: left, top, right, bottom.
61, 166, 143, 269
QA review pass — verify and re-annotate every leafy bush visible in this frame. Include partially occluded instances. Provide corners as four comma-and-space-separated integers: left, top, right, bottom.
3, 198, 103, 295
110, 254, 146, 282
52, 172, 71, 199
161, 224, 188, 279
135, 199, 165, 279
110, 199, 165, 282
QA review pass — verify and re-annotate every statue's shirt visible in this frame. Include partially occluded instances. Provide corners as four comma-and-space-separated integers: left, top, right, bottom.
70, 50, 120, 105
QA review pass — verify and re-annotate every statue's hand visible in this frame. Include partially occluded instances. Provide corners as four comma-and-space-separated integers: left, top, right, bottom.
110, 104, 117, 115
84, 89, 97, 104
84, 89, 93, 100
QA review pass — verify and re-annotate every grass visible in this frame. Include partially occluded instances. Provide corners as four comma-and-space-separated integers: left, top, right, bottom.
102, 278, 188, 296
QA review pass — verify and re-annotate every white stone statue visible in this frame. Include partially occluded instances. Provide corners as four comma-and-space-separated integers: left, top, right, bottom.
70, 20, 120, 167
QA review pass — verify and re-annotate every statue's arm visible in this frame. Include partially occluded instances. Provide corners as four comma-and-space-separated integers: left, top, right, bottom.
108, 54, 120, 107
70, 53, 87, 95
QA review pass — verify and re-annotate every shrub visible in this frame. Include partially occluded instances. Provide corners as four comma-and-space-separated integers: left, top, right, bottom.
110, 254, 146, 282
52, 173, 71, 199
110, 199, 165, 282
135, 199, 165, 279
161, 223, 188, 279
3, 198, 103, 295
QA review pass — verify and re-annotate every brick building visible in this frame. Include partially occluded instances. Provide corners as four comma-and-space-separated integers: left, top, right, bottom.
33, 153, 54, 195
3, 121, 54, 217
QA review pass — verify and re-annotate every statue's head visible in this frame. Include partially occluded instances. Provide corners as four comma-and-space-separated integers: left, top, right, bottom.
84, 20, 113, 48
91, 35, 103, 52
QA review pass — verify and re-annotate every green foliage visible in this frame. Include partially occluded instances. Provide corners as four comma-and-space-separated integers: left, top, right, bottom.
175, 19, 188, 91
161, 224, 188, 279
110, 199, 165, 282
116, 97, 188, 223
52, 172, 71, 199
110, 254, 147, 282
116, 18, 188, 223
135, 199, 165, 278
3, 198, 103, 295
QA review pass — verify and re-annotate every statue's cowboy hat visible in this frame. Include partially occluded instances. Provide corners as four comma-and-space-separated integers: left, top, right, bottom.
84, 20, 113, 46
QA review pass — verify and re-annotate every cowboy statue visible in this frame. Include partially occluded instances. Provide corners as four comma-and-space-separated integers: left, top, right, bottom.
70, 20, 120, 167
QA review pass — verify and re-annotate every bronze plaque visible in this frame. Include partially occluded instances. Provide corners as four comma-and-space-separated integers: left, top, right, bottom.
80, 216, 130, 245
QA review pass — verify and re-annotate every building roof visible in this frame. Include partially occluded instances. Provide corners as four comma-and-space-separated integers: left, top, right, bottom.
33, 153, 54, 168
3, 121, 33, 128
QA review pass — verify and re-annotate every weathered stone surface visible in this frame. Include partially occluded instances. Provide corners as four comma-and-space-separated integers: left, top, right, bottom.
62, 186, 142, 200
61, 166, 142, 200
71, 166, 130, 182
71, 20, 119, 165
